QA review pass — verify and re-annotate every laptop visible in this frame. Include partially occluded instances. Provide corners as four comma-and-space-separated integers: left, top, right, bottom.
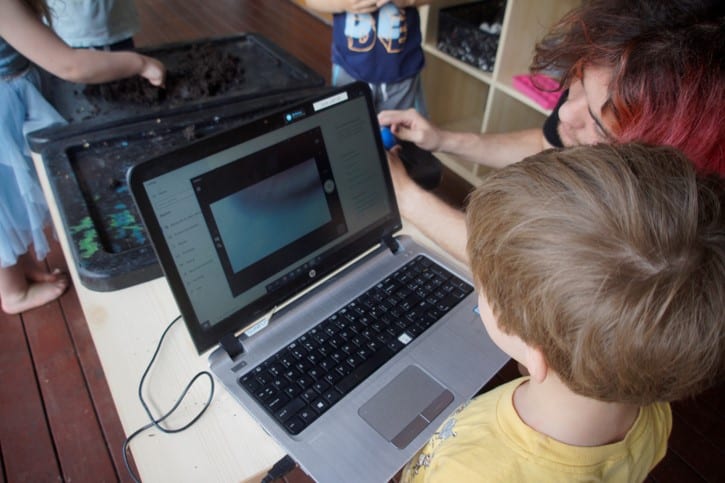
128, 82, 508, 482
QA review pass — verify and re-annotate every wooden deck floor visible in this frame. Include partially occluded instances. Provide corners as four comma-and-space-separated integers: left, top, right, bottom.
1, 1, 723, 482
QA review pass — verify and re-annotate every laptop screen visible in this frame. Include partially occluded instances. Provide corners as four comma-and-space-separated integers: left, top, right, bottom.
129, 83, 401, 353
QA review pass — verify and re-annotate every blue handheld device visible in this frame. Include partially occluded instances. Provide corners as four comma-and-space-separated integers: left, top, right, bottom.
380, 126, 397, 150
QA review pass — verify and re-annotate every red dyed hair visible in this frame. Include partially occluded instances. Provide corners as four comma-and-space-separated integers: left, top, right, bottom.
531, 1, 725, 175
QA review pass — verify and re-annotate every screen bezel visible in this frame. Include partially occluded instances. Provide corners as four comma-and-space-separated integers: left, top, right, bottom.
127, 82, 401, 353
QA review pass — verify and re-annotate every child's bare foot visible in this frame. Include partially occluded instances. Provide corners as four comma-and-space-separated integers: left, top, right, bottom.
1, 274, 69, 315
21, 255, 65, 283
26, 267, 65, 283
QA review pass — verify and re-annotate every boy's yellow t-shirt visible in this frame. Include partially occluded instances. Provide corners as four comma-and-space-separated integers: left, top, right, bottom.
402, 377, 671, 483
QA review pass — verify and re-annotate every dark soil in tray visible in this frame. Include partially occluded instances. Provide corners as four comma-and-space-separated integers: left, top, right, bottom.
82, 44, 246, 109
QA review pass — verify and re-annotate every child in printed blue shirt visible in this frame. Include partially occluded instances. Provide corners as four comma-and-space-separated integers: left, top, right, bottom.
306, 0, 430, 114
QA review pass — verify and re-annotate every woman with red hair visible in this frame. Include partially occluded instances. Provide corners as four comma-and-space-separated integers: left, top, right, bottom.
530, 0, 724, 175
378, 0, 724, 263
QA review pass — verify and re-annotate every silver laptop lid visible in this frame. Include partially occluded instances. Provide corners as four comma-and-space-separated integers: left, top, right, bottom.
128, 83, 401, 353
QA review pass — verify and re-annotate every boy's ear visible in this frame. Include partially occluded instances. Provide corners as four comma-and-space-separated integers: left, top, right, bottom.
525, 345, 548, 383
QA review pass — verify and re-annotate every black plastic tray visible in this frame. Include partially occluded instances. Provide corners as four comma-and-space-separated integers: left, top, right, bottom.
29, 34, 328, 291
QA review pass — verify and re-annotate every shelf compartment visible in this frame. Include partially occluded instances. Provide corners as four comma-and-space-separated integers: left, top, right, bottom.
423, 44, 494, 84
484, 88, 547, 134
422, 52, 488, 132
436, 1, 506, 73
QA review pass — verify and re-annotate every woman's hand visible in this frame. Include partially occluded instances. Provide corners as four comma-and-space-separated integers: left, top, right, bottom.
378, 108, 443, 152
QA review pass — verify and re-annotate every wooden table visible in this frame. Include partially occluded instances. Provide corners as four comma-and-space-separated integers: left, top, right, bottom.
31, 152, 464, 483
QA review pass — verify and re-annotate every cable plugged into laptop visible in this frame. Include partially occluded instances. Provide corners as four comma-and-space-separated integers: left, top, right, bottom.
261, 454, 297, 482
122, 315, 216, 483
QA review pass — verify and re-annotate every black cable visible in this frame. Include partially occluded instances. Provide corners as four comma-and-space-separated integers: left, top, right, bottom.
260, 454, 297, 483
122, 315, 215, 483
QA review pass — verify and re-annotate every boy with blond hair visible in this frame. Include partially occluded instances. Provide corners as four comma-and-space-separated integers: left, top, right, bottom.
402, 143, 725, 482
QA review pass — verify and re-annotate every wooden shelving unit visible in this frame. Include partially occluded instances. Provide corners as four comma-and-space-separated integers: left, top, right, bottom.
419, 0, 580, 184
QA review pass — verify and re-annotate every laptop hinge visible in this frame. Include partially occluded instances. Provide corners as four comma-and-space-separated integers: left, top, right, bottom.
220, 333, 245, 360
382, 234, 400, 254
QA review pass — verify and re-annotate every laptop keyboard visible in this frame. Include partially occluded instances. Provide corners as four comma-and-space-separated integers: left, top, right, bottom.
238, 255, 473, 435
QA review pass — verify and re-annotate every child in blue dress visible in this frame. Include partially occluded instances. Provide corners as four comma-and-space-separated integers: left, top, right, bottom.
0, 0, 165, 314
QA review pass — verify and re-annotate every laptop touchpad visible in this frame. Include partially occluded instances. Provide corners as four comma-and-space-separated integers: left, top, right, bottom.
359, 365, 454, 449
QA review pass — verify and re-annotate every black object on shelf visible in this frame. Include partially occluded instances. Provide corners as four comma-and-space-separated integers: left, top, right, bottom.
397, 141, 443, 191
437, 1, 506, 72
28, 34, 329, 292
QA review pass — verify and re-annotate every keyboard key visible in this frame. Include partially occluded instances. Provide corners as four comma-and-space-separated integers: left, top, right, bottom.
267, 394, 289, 412
323, 389, 341, 405
285, 384, 303, 399
346, 353, 363, 368
285, 417, 305, 435
279, 354, 295, 368
301, 388, 317, 402
324, 370, 342, 386
298, 408, 318, 425
270, 378, 286, 390
267, 363, 283, 377
296, 359, 313, 373
387, 339, 405, 352
307, 367, 323, 380
311, 398, 329, 414
319, 357, 334, 371
240, 375, 260, 393
275, 397, 305, 422
295, 375, 313, 388
255, 386, 275, 402
283, 367, 300, 381
312, 380, 330, 394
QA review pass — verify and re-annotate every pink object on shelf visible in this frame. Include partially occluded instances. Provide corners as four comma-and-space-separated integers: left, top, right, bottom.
512, 74, 563, 110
